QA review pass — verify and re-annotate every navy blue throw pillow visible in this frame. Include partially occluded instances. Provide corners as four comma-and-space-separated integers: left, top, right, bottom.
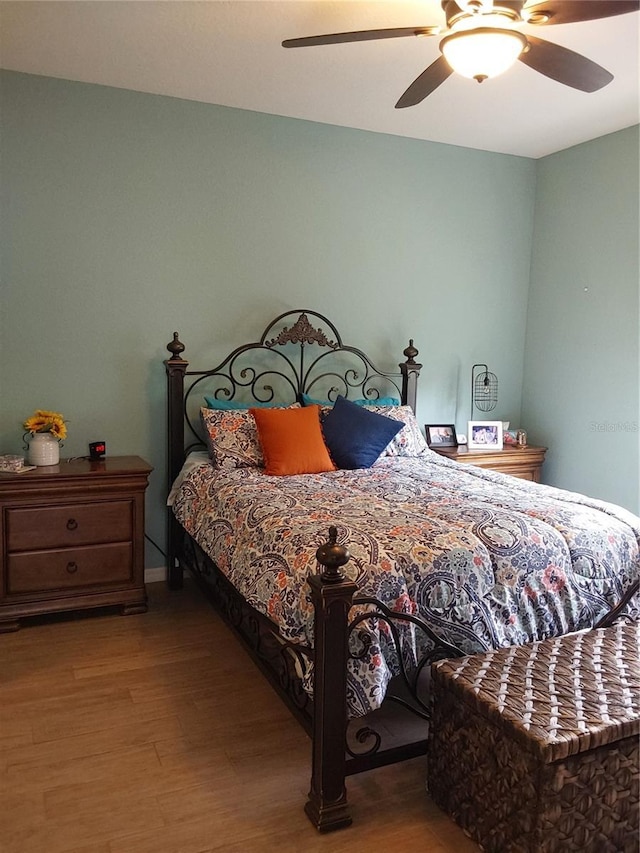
322, 396, 403, 469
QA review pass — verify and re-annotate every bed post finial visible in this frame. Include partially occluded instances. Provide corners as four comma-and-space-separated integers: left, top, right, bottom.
316, 526, 350, 583
403, 339, 419, 364
306, 528, 357, 832
167, 332, 186, 361
400, 339, 422, 414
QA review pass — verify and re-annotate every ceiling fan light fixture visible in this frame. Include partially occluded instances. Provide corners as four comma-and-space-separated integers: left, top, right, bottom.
440, 27, 527, 81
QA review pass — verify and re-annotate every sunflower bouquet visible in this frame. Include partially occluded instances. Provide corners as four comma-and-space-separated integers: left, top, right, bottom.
23, 409, 68, 441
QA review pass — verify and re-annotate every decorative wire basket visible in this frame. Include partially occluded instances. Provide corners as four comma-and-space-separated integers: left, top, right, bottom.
471, 363, 498, 415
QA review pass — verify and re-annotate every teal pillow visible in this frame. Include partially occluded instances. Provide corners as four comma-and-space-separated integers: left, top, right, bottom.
322, 396, 402, 469
204, 397, 288, 410
301, 392, 400, 408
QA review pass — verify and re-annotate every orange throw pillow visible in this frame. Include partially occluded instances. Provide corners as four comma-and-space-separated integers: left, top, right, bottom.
250, 405, 336, 476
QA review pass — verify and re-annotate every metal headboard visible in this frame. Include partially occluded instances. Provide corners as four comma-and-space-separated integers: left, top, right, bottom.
165, 309, 422, 477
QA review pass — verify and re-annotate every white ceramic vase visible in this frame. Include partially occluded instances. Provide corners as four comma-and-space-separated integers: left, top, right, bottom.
28, 432, 60, 466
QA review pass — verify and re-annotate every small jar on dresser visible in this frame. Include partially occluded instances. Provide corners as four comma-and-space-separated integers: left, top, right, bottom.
0, 455, 153, 632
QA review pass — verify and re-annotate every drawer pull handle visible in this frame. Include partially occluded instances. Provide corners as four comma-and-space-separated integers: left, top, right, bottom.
66, 562, 78, 574
66, 518, 78, 531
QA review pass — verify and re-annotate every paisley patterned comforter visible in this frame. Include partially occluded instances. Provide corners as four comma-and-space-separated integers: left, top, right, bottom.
171, 454, 640, 716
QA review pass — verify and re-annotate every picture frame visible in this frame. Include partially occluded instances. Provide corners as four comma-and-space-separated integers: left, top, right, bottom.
467, 420, 503, 451
425, 424, 458, 448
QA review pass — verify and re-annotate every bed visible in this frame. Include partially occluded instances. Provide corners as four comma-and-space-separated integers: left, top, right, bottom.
164, 309, 640, 832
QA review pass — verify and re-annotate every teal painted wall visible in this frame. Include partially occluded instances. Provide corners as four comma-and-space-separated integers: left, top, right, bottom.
523, 126, 639, 514
2, 70, 599, 569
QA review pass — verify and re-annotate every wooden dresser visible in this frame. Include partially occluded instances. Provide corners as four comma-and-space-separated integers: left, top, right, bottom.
0, 456, 152, 632
433, 445, 547, 482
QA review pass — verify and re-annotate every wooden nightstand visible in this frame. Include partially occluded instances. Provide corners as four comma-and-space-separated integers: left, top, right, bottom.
433, 445, 547, 482
0, 456, 152, 632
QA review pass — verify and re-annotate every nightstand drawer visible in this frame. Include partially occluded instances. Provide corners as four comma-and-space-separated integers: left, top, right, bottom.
6, 501, 133, 551
7, 543, 133, 594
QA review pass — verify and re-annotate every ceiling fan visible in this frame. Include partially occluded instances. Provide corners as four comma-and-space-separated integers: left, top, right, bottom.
282, 0, 639, 108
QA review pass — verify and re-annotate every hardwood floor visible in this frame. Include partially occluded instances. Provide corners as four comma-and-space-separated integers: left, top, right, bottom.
0, 581, 479, 853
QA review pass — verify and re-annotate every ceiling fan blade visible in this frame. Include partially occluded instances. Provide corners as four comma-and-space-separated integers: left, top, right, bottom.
519, 35, 613, 92
282, 26, 439, 49
524, 0, 639, 25
395, 56, 453, 108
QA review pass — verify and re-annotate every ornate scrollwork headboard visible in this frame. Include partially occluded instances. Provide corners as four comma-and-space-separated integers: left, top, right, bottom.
165, 309, 421, 486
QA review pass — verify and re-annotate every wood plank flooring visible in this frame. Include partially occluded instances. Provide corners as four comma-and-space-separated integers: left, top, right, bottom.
0, 581, 479, 853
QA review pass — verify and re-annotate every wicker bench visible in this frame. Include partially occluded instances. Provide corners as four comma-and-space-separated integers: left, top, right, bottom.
428, 619, 640, 853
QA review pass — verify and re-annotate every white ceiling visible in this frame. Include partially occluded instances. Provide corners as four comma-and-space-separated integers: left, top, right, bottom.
1, 0, 639, 158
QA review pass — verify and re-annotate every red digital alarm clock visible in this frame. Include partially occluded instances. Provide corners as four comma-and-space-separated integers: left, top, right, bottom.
89, 441, 106, 460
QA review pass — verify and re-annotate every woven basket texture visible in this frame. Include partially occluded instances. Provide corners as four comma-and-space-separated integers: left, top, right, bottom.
428, 620, 639, 853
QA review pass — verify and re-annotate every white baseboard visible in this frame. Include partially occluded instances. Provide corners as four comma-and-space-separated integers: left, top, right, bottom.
144, 565, 167, 584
